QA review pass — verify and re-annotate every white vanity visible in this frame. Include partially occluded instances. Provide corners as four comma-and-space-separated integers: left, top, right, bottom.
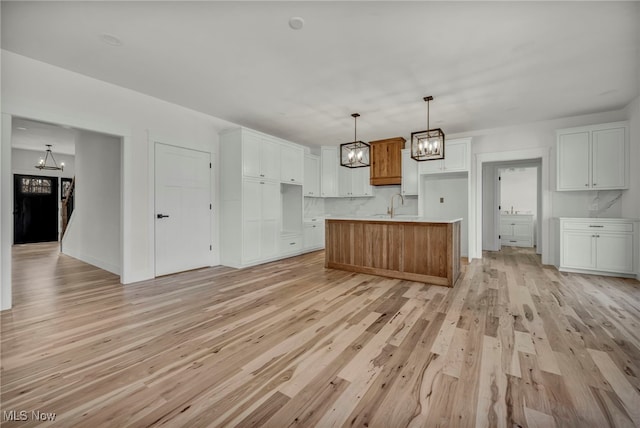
500, 214, 534, 248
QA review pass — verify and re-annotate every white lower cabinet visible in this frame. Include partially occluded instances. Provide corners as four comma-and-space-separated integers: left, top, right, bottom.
500, 214, 534, 247
556, 218, 637, 276
242, 179, 280, 263
280, 233, 303, 255
221, 127, 306, 269
303, 219, 325, 251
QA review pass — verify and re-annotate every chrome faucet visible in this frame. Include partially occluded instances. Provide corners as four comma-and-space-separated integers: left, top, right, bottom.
388, 193, 404, 218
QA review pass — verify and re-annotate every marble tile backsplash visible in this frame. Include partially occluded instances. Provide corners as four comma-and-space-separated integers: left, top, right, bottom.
588, 190, 623, 218
323, 185, 419, 217
303, 197, 325, 219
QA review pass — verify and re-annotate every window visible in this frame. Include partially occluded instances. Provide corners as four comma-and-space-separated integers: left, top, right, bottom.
21, 177, 52, 194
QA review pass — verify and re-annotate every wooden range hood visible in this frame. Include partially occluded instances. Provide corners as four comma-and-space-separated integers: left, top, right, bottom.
369, 136, 406, 185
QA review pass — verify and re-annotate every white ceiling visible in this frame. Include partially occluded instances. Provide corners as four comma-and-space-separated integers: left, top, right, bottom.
2, 1, 639, 148
11, 117, 77, 155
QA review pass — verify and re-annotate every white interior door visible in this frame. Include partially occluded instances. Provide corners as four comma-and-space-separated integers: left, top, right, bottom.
155, 143, 211, 276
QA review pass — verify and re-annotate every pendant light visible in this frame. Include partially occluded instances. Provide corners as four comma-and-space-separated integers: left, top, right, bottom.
340, 113, 370, 168
35, 144, 64, 171
411, 96, 445, 161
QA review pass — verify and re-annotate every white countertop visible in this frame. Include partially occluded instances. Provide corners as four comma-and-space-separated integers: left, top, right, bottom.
326, 215, 463, 224
555, 217, 640, 222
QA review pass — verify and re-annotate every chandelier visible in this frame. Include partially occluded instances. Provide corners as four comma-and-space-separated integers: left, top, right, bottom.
340, 113, 370, 168
411, 96, 445, 161
35, 144, 64, 171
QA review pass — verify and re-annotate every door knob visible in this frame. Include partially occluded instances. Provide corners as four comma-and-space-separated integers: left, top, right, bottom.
156, 214, 170, 219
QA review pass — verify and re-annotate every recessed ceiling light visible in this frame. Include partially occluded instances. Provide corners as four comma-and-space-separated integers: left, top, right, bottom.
289, 17, 305, 30
100, 33, 123, 47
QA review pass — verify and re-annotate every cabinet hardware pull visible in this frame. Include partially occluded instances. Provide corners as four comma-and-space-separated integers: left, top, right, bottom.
290, 178, 294, 181
593, 183, 597, 186
589, 225, 604, 228
260, 181, 264, 184
511, 223, 516, 226
289, 242, 296, 245
585, 184, 589, 186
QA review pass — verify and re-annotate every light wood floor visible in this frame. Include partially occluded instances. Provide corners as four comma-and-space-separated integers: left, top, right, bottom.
1, 243, 639, 427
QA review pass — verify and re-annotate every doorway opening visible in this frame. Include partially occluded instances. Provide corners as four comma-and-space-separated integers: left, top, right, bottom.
482, 159, 542, 254
13, 174, 59, 244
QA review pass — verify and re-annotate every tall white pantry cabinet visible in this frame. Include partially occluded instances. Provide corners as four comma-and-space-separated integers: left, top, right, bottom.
220, 127, 305, 268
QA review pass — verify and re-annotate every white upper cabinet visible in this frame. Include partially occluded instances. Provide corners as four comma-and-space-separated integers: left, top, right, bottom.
352, 167, 373, 197
338, 163, 352, 197
242, 131, 280, 181
280, 143, 304, 184
419, 138, 470, 175
320, 146, 339, 197
556, 131, 590, 190
303, 154, 320, 197
401, 148, 418, 196
556, 122, 628, 191
592, 127, 626, 189
338, 165, 372, 197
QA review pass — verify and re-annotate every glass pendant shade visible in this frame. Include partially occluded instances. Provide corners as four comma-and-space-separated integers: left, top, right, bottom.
340, 113, 370, 168
411, 96, 445, 161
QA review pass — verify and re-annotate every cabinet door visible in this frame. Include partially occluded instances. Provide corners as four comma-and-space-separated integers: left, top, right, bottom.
314, 223, 325, 248
261, 180, 280, 221
557, 131, 590, 190
513, 223, 532, 237
592, 127, 626, 189
260, 219, 279, 259
260, 181, 280, 259
596, 233, 633, 273
242, 179, 262, 262
419, 159, 442, 174
562, 231, 596, 269
303, 224, 315, 250
303, 155, 319, 196
370, 139, 403, 184
281, 144, 304, 184
352, 167, 372, 196
338, 164, 352, 196
499, 221, 513, 238
401, 149, 418, 196
443, 140, 468, 171
260, 138, 281, 181
242, 132, 262, 178
320, 147, 338, 197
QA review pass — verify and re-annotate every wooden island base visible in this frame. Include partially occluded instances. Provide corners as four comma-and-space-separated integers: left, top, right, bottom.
325, 218, 461, 287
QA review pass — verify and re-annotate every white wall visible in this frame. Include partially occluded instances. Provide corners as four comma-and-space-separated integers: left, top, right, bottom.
421, 173, 469, 257
482, 164, 498, 251
1, 51, 237, 309
500, 167, 537, 216
62, 131, 121, 274
1, 115, 11, 310
622, 95, 640, 279
465, 107, 632, 263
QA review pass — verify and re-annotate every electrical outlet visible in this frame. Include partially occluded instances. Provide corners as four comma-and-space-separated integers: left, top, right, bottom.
440, 197, 444, 203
